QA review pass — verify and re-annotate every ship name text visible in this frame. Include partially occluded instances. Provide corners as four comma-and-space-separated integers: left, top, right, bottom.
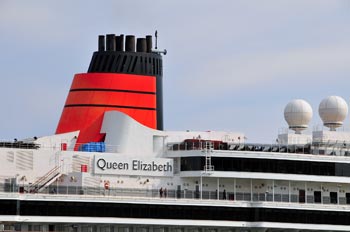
97, 159, 172, 172
94, 155, 174, 177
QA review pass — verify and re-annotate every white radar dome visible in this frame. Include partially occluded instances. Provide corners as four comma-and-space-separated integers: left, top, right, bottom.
319, 96, 348, 131
284, 99, 313, 134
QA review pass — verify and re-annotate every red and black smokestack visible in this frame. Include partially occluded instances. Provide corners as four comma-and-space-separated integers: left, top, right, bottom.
56, 33, 165, 144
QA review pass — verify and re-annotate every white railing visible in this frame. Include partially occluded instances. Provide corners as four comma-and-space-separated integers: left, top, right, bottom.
2, 184, 349, 209
167, 141, 350, 157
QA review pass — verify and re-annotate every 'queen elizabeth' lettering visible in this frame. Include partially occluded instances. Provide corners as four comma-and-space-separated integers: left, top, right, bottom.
94, 155, 174, 177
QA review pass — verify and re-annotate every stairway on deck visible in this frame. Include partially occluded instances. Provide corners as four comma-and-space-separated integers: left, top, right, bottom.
28, 166, 62, 193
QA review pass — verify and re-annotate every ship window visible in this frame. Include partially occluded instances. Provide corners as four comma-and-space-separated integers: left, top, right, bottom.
4, 225, 14, 231
119, 227, 130, 232
314, 191, 321, 203
33, 225, 43, 232
181, 157, 204, 171
180, 157, 350, 177
81, 226, 93, 232
330, 192, 338, 204
299, 190, 305, 203
346, 193, 350, 204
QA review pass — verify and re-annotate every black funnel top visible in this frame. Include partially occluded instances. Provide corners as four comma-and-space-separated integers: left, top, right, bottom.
88, 34, 162, 77
87, 33, 165, 130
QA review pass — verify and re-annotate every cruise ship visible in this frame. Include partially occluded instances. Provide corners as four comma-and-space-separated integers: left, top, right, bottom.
1, 33, 350, 232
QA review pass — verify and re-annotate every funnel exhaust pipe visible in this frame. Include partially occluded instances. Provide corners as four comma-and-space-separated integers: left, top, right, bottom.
136, 38, 147, 52
125, 35, 135, 52
106, 34, 116, 51
146, 35, 152, 53
116, 34, 124, 52
98, 35, 105, 52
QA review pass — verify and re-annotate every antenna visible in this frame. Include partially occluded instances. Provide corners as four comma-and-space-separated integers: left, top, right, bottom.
155, 30, 158, 49
152, 30, 166, 55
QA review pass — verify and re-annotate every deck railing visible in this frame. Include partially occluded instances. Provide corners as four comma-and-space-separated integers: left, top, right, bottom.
167, 141, 350, 157
1, 184, 348, 206
1, 138, 350, 157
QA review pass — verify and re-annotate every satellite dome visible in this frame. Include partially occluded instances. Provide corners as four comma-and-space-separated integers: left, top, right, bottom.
318, 96, 348, 131
284, 99, 313, 134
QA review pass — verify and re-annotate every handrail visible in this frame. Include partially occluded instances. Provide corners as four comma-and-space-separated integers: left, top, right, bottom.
167, 141, 350, 157
4, 185, 350, 210
28, 166, 61, 192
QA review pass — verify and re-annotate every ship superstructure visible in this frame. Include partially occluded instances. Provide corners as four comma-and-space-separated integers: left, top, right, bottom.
1, 33, 350, 232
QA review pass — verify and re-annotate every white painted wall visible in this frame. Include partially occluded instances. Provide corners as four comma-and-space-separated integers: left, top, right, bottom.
313, 130, 350, 143
278, 133, 312, 145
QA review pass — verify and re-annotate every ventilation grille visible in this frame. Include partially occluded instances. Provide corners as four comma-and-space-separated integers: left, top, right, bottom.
84, 176, 100, 188
72, 155, 90, 172
88, 52, 162, 76
16, 150, 33, 170
6, 151, 14, 163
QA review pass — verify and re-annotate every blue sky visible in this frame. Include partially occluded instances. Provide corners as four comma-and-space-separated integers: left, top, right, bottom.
0, 1, 350, 143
